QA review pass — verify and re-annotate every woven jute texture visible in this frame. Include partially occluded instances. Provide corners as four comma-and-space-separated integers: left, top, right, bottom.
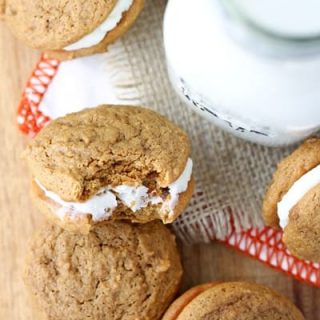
115, 0, 293, 243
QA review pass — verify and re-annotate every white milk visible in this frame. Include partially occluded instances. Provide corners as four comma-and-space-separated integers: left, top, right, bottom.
164, 0, 320, 146
230, 0, 320, 38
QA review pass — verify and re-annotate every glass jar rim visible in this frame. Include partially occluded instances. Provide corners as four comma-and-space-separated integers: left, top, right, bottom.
219, 0, 320, 57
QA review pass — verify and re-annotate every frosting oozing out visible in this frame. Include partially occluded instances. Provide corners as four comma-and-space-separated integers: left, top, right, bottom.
277, 164, 320, 229
37, 182, 118, 221
113, 185, 163, 212
36, 158, 193, 221
163, 157, 193, 212
64, 0, 134, 51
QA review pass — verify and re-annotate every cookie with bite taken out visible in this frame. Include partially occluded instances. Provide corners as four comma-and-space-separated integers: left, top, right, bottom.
23, 105, 194, 234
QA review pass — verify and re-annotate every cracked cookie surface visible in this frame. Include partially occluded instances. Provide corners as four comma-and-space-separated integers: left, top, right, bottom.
163, 282, 304, 320
3, 0, 117, 49
24, 221, 183, 320
24, 105, 193, 230
262, 138, 320, 261
3, 0, 144, 59
282, 183, 320, 261
263, 138, 320, 227
24, 105, 190, 202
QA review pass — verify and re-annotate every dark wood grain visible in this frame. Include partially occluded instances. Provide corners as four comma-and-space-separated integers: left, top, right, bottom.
0, 24, 318, 320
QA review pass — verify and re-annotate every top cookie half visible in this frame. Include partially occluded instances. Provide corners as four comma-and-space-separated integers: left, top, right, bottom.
263, 138, 320, 227
163, 282, 304, 320
24, 105, 193, 231
2, 0, 144, 59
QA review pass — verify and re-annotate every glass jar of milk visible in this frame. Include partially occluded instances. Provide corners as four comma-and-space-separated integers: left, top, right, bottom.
164, 0, 320, 146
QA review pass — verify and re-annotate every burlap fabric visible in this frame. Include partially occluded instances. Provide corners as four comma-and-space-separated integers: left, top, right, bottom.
111, 0, 295, 243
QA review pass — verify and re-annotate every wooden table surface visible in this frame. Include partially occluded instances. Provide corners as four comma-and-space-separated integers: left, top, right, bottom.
0, 24, 319, 320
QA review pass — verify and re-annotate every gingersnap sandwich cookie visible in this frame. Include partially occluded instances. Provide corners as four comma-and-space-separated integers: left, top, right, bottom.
263, 138, 320, 262
162, 282, 304, 320
24, 220, 183, 320
24, 105, 194, 233
2, 0, 144, 59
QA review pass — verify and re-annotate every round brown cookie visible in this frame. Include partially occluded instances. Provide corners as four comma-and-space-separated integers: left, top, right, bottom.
282, 183, 320, 261
162, 282, 304, 320
47, 0, 144, 60
24, 105, 193, 232
263, 138, 320, 227
24, 221, 183, 320
3, 0, 144, 59
4, 0, 118, 48
262, 138, 320, 261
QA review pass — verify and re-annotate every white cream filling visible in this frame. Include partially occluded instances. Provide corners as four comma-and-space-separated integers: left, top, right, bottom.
113, 185, 163, 212
64, 0, 134, 51
37, 184, 118, 221
36, 158, 193, 221
164, 157, 193, 212
277, 164, 320, 229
